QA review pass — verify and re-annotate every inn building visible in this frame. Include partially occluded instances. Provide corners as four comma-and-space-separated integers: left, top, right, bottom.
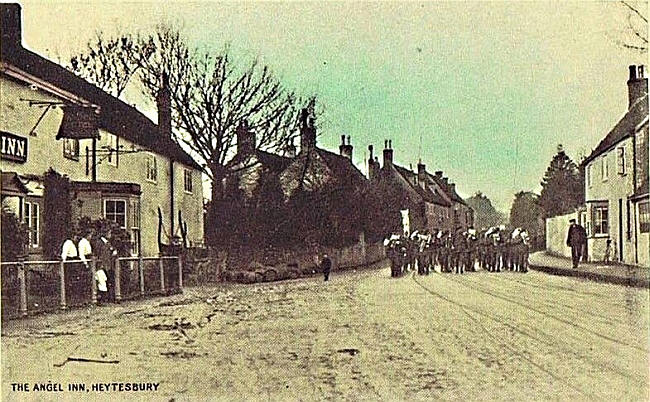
0, 4, 204, 259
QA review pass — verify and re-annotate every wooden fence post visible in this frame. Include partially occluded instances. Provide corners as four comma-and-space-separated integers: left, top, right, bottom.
18, 261, 27, 317
177, 255, 183, 291
138, 256, 144, 296
59, 261, 67, 310
90, 259, 97, 305
114, 258, 121, 303
159, 258, 165, 293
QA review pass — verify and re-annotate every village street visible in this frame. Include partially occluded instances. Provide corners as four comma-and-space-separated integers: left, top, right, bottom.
2, 262, 649, 401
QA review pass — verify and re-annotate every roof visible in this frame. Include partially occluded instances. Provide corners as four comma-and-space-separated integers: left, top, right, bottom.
393, 165, 450, 207
315, 148, 368, 188
583, 96, 649, 166
429, 173, 466, 205
1, 171, 29, 195
0, 43, 202, 170
255, 150, 293, 173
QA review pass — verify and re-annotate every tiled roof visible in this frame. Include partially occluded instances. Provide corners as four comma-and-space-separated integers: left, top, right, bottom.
393, 165, 450, 207
428, 173, 466, 205
316, 148, 368, 189
256, 150, 293, 173
1, 43, 202, 170
583, 96, 648, 166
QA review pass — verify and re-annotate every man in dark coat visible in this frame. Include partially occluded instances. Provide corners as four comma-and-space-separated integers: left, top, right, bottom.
321, 254, 332, 282
566, 219, 587, 268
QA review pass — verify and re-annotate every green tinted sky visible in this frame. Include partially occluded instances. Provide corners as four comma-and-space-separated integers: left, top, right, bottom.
20, 1, 647, 211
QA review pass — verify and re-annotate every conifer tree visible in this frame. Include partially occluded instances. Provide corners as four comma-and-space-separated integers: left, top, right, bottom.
538, 145, 584, 218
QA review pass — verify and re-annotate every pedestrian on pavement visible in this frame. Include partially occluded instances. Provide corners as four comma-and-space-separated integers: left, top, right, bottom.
321, 253, 332, 282
566, 219, 587, 268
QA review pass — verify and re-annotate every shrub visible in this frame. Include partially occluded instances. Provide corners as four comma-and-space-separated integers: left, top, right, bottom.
1, 206, 29, 261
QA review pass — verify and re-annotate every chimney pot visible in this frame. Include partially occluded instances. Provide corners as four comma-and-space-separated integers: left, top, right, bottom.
629, 65, 637, 81
627, 64, 648, 109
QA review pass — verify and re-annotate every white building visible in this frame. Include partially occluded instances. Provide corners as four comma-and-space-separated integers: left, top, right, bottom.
0, 4, 204, 259
582, 65, 649, 267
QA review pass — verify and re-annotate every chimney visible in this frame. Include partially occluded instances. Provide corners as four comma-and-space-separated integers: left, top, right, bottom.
286, 138, 296, 158
382, 139, 393, 169
627, 65, 648, 109
417, 161, 426, 188
450, 183, 456, 194
156, 72, 172, 138
339, 135, 353, 160
299, 107, 316, 153
435, 170, 443, 179
236, 120, 255, 157
1, 4, 21, 48
368, 145, 379, 180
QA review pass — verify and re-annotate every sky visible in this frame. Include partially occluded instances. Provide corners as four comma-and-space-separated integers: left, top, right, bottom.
15, 0, 648, 211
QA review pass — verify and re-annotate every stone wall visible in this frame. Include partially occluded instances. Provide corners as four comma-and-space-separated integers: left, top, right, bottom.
545, 211, 579, 258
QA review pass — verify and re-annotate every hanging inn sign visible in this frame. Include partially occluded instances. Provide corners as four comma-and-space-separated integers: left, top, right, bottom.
0, 131, 28, 163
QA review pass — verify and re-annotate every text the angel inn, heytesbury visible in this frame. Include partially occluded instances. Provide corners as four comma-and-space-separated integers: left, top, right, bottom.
0, 4, 204, 259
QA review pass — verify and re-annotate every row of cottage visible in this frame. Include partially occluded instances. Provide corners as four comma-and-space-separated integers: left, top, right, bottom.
549, 64, 649, 267
1, 3, 473, 262
228, 112, 474, 236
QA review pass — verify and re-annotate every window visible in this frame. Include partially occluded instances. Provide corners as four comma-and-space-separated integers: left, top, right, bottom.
105, 133, 118, 167
23, 201, 39, 248
640, 202, 650, 233
146, 153, 157, 182
601, 154, 609, 181
592, 203, 609, 235
184, 169, 193, 193
617, 147, 625, 175
63, 138, 79, 160
104, 199, 126, 228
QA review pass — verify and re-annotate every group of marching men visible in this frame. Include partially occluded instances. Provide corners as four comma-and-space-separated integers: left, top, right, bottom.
384, 226, 531, 277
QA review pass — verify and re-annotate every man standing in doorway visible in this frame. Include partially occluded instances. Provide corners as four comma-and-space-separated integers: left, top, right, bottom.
566, 219, 587, 268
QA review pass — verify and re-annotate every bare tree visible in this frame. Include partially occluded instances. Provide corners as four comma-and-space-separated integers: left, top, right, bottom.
619, 1, 648, 53
69, 25, 315, 203
68, 31, 146, 97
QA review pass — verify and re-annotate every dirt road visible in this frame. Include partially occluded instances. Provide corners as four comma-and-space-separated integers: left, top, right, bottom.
2, 262, 648, 401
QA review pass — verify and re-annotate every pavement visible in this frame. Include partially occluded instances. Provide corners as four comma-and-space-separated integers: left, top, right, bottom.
2, 263, 649, 401
529, 251, 650, 288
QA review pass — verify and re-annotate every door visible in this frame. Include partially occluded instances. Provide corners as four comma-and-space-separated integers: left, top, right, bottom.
619, 199, 623, 262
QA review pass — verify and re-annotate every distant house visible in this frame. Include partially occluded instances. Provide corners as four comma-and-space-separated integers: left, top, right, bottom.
367, 140, 473, 234
278, 116, 367, 198
582, 65, 649, 267
228, 112, 368, 200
